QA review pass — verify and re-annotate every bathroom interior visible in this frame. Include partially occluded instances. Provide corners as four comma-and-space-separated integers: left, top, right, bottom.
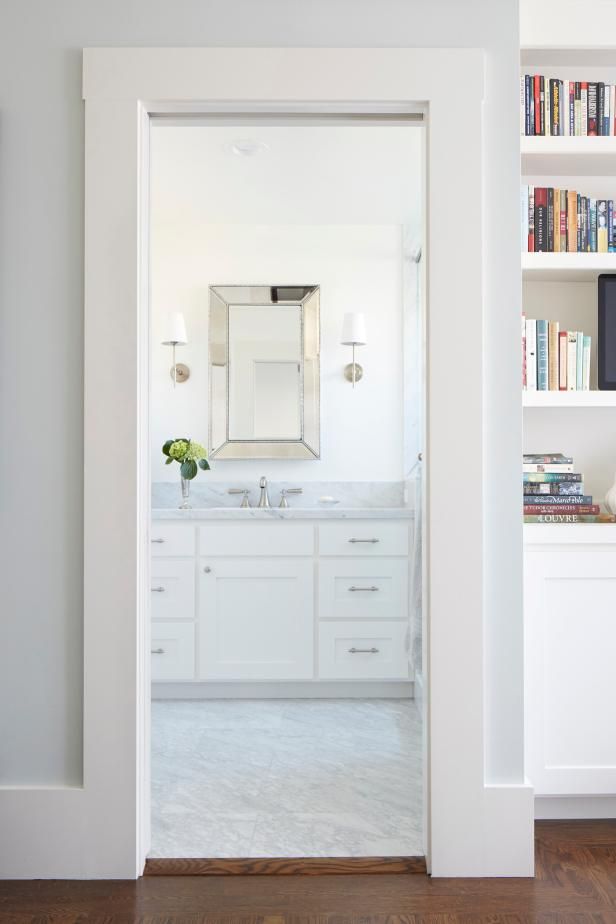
149, 116, 426, 859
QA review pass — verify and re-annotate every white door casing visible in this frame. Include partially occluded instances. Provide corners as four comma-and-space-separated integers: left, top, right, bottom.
0, 47, 533, 878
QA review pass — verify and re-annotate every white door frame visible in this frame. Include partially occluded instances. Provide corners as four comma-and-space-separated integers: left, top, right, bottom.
0, 47, 533, 879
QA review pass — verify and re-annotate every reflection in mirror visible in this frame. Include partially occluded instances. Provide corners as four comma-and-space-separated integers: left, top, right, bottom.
228, 306, 301, 441
209, 285, 320, 459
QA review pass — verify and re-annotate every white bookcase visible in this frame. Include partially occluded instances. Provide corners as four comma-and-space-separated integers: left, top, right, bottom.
521, 41, 616, 818
521, 45, 616, 515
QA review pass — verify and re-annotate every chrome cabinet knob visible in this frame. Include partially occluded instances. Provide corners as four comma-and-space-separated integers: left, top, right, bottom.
203, 566, 212, 573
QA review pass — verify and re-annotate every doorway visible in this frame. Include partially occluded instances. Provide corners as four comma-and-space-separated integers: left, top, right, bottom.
147, 116, 426, 861
82, 46, 533, 879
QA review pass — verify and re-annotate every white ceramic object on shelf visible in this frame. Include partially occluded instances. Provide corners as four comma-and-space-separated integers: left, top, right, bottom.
605, 472, 616, 515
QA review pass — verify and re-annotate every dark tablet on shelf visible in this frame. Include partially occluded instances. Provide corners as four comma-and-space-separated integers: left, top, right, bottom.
598, 274, 616, 390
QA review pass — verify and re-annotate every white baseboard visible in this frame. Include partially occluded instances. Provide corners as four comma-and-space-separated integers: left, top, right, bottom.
535, 795, 616, 819
152, 680, 414, 699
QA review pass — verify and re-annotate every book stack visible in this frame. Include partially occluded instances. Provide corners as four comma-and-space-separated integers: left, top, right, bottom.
523, 454, 614, 523
521, 75, 616, 136
522, 186, 616, 253
522, 317, 591, 391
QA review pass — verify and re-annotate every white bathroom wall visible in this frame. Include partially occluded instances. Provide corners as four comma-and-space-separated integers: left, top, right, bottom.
150, 222, 404, 482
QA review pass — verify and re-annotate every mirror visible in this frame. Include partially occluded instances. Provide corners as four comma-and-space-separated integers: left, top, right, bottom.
209, 285, 320, 459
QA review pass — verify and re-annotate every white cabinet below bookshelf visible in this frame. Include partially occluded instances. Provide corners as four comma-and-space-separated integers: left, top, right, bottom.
523, 391, 616, 407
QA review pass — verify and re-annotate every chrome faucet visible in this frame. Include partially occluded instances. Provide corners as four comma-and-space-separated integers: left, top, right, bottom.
258, 475, 270, 508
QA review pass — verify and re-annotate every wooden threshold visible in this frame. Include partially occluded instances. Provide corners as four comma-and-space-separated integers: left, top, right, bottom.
144, 855, 426, 876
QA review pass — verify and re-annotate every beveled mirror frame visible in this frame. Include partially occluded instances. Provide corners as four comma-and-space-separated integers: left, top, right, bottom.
209, 284, 320, 459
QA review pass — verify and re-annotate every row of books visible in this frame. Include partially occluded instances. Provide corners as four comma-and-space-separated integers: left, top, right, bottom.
522, 186, 616, 253
521, 75, 616, 136
523, 454, 614, 523
522, 317, 591, 391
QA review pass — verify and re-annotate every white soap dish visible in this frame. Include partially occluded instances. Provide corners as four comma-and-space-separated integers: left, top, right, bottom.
318, 496, 340, 506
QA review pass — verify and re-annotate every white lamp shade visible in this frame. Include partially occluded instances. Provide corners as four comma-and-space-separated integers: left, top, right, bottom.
340, 312, 367, 346
161, 311, 187, 345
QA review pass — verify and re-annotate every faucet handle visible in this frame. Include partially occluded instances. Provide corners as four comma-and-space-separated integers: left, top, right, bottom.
228, 488, 251, 508
279, 487, 303, 508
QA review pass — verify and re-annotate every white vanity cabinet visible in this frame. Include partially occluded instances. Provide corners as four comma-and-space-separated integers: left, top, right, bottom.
150, 515, 413, 688
199, 558, 314, 679
524, 528, 616, 799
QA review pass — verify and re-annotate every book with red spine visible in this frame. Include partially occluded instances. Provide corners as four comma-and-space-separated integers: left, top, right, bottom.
524, 505, 600, 515
534, 187, 548, 252
528, 186, 535, 252
534, 75, 541, 134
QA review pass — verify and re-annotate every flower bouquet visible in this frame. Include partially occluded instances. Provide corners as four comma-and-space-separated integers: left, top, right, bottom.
162, 438, 210, 509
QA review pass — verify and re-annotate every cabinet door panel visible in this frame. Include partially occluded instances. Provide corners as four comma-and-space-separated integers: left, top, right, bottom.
199, 558, 314, 680
525, 546, 616, 795
150, 558, 194, 620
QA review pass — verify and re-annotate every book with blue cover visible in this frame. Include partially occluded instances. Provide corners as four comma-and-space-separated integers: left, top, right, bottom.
536, 319, 549, 390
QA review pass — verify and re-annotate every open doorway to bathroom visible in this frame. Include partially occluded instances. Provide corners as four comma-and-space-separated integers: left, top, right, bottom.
148, 115, 426, 863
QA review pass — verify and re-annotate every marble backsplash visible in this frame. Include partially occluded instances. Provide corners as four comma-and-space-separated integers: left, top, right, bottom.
152, 480, 409, 510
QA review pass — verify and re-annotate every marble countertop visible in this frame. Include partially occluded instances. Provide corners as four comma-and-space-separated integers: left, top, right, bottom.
152, 506, 414, 520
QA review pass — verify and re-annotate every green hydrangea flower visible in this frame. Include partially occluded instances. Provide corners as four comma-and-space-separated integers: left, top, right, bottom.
168, 439, 189, 460
185, 441, 207, 461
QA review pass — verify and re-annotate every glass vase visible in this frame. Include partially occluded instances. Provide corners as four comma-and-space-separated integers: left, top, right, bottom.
179, 476, 192, 510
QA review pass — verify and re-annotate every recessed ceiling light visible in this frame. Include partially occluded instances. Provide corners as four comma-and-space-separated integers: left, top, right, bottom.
225, 139, 269, 157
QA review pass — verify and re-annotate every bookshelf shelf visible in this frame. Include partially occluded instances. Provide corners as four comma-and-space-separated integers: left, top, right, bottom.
524, 523, 616, 544
521, 136, 616, 177
522, 251, 616, 280
523, 391, 616, 407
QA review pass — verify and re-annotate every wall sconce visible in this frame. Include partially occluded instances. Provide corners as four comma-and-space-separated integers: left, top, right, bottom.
340, 312, 367, 388
162, 312, 189, 388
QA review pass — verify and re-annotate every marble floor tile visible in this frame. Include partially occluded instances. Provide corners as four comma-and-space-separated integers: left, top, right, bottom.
150, 698, 423, 858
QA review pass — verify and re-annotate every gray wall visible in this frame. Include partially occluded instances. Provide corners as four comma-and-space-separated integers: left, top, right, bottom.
0, 0, 522, 785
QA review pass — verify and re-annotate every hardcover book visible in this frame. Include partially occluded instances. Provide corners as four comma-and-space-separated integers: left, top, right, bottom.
525, 514, 616, 523
536, 319, 549, 390
523, 482, 584, 495
523, 454, 574, 464
523, 505, 599, 515
523, 472, 582, 483
523, 495, 593, 505
523, 463, 575, 473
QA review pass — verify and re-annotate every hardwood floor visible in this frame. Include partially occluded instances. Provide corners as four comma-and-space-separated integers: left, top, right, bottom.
2, 821, 616, 922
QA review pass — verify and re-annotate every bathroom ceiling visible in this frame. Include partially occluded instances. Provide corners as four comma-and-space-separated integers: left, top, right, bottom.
150, 123, 423, 229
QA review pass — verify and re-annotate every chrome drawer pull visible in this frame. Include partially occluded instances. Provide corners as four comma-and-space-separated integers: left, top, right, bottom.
348, 646, 379, 654
151, 538, 165, 544
151, 586, 166, 593
348, 585, 379, 592
348, 538, 379, 544
151, 647, 165, 655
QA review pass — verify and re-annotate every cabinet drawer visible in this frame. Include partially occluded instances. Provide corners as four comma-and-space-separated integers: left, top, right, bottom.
318, 521, 409, 557
151, 622, 195, 681
319, 559, 408, 620
151, 559, 195, 620
200, 522, 314, 557
319, 621, 409, 680
150, 523, 195, 557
